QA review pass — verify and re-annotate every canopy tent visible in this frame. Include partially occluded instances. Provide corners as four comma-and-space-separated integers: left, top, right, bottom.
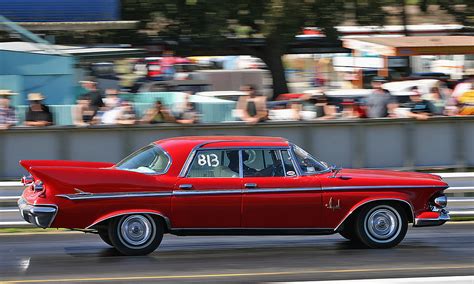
342, 36, 474, 86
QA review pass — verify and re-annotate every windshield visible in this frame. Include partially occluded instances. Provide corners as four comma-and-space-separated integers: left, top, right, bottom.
116, 145, 170, 174
292, 144, 329, 174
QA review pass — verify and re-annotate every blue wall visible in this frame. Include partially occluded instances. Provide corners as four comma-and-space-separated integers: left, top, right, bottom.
0, 50, 76, 105
0, 0, 120, 22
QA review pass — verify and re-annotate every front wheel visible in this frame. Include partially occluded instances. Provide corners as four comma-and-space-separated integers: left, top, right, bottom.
108, 214, 163, 256
355, 203, 408, 248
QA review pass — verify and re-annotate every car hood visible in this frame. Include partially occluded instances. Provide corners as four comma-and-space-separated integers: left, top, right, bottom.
331, 168, 448, 188
341, 168, 441, 180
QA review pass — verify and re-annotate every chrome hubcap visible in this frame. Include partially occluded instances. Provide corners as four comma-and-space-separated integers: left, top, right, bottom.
365, 206, 401, 243
119, 215, 154, 248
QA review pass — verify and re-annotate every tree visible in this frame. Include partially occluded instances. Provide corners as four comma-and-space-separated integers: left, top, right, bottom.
122, 0, 347, 98
122, 0, 472, 98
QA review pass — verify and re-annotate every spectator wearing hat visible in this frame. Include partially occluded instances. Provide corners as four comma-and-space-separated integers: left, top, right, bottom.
364, 76, 398, 118
0, 90, 18, 130
24, 93, 53, 127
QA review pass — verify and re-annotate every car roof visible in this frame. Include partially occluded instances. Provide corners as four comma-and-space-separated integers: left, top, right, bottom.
155, 136, 288, 148
153, 136, 289, 176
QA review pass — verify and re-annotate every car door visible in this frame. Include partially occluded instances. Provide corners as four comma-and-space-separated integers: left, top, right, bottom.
241, 148, 323, 228
172, 149, 243, 228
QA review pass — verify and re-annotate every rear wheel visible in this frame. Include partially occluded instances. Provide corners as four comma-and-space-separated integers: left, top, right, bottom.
355, 203, 408, 248
108, 214, 163, 256
98, 229, 113, 246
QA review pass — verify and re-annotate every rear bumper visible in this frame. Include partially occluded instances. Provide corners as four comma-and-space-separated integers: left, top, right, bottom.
18, 198, 58, 228
414, 209, 450, 227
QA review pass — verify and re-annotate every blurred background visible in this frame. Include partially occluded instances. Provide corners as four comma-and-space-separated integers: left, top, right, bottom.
0, 2, 473, 283
0, 0, 473, 178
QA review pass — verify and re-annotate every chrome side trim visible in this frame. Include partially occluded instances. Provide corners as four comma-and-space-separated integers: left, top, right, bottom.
333, 198, 414, 232
173, 189, 242, 196
57, 191, 172, 200
245, 187, 320, 194
85, 211, 172, 230
323, 185, 447, 191
56, 185, 442, 200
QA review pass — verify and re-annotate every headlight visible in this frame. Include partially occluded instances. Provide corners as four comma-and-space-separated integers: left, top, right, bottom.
434, 195, 447, 208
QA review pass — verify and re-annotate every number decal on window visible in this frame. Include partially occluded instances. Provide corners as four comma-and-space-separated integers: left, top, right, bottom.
197, 154, 220, 167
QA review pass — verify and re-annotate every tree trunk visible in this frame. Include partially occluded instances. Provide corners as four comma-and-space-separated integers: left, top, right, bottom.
258, 43, 289, 100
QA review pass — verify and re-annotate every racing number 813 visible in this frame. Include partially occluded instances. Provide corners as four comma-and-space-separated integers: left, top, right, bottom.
197, 154, 220, 167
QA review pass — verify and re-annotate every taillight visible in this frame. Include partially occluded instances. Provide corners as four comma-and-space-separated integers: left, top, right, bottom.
21, 175, 34, 186
33, 180, 44, 191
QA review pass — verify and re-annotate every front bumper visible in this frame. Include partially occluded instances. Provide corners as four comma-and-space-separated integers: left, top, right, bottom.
414, 209, 450, 227
18, 198, 57, 228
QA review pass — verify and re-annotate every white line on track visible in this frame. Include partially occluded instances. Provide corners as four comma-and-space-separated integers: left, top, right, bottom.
277, 275, 474, 284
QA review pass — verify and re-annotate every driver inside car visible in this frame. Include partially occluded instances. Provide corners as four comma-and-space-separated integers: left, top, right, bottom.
227, 151, 257, 176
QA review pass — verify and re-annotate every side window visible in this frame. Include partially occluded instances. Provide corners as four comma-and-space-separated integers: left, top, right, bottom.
281, 150, 297, 177
187, 150, 239, 178
242, 149, 284, 177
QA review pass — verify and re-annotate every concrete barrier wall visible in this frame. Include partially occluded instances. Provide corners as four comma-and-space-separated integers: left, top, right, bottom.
0, 116, 473, 179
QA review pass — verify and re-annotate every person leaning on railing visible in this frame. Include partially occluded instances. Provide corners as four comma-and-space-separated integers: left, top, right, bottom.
0, 90, 18, 130
73, 94, 97, 126
235, 85, 268, 124
24, 93, 53, 127
140, 100, 175, 124
363, 77, 398, 119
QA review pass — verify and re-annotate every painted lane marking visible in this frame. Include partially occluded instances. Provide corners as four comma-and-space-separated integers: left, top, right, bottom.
3, 265, 474, 283
278, 275, 474, 284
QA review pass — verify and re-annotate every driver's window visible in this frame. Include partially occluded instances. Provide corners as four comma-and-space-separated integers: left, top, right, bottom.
242, 149, 284, 177
187, 150, 239, 178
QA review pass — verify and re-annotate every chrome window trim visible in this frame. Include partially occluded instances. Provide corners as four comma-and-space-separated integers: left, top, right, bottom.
333, 198, 414, 232
278, 150, 287, 177
180, 145, 291, 179
183, 148, 242, 179
238, 150, 244, 178
289, 143, 331, 176
283, 148, 301, 177
116, 144, 172, 176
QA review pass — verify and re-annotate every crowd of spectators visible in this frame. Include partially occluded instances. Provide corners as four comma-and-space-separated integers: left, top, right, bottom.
0, 74, 473, 129
234, 75, 474, 124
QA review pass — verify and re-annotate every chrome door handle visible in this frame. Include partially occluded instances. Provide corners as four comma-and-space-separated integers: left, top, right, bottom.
179, 184, 193, 190
244, 183, 257, 189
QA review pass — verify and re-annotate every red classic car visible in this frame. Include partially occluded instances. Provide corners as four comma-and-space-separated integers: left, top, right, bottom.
18, 136, 449, 255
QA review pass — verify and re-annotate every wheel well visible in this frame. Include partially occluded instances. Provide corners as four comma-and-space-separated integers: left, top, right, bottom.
339, 199, 414, 231
90, 213, 170, 233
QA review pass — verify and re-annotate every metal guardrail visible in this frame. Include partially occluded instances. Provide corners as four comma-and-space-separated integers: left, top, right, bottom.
0, 172, 472, 228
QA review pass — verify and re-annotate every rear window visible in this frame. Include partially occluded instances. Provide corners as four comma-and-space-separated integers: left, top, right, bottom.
116, 145, 170, 174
